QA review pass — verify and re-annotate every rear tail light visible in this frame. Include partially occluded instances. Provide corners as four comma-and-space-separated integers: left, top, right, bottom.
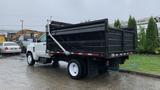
5, 47, 8, 50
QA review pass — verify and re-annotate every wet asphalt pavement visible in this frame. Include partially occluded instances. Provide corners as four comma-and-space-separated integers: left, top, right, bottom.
0, 54, 160, 90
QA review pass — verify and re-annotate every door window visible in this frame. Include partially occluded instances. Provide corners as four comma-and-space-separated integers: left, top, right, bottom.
39, 34, 46, 42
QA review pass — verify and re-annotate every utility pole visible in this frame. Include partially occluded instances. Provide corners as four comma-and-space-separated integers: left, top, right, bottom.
20, 19, 24, 34
20, 19, 24, 41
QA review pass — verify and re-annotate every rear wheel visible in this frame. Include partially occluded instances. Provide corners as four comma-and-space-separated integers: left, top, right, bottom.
67, 59, 86, 80
27, 53, 35, 66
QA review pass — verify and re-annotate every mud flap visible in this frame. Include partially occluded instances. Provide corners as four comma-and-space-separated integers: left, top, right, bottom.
87, 59, 99, 78
108, 58, 120, 71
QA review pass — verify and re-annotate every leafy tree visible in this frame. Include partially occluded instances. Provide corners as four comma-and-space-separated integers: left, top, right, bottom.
137, 26, 146, 53
146, 17, 159, 53
114, 19, 121, 28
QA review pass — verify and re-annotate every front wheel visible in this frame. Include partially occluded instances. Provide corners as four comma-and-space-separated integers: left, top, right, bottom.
67, 59, 86, 80
27, 53, 35, 66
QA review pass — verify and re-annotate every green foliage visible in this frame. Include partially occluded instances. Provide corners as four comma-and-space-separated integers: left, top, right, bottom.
155, 47, 160, 54
146, 17, 159, 53
121, 54, 160, 75
128, 16, 137, 30
155, 24, 160, 47
114, 19, 121, 28
128, 16, 138, 49
128, 16, 132, 28
137, 26, 146, 53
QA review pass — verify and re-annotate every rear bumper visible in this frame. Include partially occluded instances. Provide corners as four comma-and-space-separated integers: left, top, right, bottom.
1, 49, 21, 53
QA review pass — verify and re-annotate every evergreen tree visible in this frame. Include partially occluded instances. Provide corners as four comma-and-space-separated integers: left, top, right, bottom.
128, 16, 137, 30
137, 26, 146, 53
132, 17, 137, 30
146, 17, 159, 53
128, 16, 133, 28
128, 16, 138, 49
155, 23, 160, 47
114, 19, 121, 28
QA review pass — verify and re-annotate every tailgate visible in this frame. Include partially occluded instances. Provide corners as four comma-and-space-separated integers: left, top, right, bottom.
107, 28, 136, 57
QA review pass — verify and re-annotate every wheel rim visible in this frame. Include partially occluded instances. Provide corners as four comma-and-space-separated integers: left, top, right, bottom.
27, 55, 32, 64
69, 62, 79, 76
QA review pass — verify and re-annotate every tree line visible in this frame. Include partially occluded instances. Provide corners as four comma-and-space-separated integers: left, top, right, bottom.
114, 16, 160, 54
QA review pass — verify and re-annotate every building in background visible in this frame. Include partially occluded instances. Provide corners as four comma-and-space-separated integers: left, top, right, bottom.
11, 29, 44, 41
120, 16, 160, 38
0, 30, 18, 37
0, 29, 44, 41
0, 34, 5, 43
0, 29, 44, 53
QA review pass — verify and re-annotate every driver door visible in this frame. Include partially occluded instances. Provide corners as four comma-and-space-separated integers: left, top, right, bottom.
35, 34, 46, 57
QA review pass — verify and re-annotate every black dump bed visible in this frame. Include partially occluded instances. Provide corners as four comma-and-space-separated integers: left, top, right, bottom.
47, 19, 136, 58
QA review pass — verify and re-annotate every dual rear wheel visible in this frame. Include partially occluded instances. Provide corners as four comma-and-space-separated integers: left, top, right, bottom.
67, 59, 87, 80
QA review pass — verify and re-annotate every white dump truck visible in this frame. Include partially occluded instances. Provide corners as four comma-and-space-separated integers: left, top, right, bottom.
26, 19, 136, 79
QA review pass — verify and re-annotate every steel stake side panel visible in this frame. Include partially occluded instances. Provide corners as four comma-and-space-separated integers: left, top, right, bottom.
107, 28, 135, 57
47, 22, 107, 56
47, 19, 136, 59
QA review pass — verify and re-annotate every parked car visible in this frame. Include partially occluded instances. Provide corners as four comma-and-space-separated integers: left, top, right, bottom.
0, 42, 21, 54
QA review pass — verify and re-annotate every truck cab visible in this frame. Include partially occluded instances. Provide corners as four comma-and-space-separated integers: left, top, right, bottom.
26, 34, 50, 64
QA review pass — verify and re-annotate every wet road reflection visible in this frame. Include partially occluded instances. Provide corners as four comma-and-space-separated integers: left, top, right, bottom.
0, 54, 160, 90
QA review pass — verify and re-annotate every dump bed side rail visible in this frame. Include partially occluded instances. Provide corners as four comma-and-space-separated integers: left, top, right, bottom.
47, 19, 136, 59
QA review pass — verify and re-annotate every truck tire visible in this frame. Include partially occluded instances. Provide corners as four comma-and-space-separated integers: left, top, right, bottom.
67, 59, 86, 80
27, 53, 35, 66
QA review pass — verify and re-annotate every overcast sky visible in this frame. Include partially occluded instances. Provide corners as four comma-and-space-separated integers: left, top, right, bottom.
0, 0, 159, 31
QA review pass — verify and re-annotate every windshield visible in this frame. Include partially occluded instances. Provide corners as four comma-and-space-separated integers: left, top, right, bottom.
4, 42, 18, 46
